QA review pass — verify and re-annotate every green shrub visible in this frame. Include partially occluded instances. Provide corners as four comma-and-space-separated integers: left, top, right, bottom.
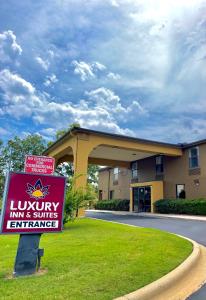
95, 199, 129, 211
64, 176, 97, 224
154, 198, 206, 215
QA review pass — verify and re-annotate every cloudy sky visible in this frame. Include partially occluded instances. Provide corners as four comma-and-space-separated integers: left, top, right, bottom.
0, 0, 205, 144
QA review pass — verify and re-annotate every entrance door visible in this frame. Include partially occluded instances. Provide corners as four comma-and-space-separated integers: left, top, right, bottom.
144, 186, 151, 212
133, 186, 151, 212
133, 187, 139, 211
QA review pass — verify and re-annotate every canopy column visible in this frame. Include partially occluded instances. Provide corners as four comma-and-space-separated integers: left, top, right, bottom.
73, 136, 94, 216
73, 141, 89, 188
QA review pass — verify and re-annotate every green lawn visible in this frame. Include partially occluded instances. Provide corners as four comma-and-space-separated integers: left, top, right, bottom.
0, 218, 192, 300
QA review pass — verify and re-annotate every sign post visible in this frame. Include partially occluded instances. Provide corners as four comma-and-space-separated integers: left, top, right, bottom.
14, 234, 42, 276
0, 156, 66, 277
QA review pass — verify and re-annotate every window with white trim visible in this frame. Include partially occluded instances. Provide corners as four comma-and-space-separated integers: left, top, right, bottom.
176, 184, 186, 199
156, 155, 164, 174
113, 168, 119, 182
131, 161, 138, 178
189, 147, 199, 169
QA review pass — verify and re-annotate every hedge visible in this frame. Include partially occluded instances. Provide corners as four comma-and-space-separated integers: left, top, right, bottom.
95, 199, 129, 211
154, 198, 206, 215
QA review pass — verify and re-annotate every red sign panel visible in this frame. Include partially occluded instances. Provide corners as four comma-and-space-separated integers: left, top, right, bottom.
24, 155, 55, 175
0, 172, 66, 234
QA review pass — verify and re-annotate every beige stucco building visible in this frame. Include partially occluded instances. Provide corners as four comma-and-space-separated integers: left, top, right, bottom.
99, 141, 206, 213
98, 167, 131, 200
43, 126, 206, 214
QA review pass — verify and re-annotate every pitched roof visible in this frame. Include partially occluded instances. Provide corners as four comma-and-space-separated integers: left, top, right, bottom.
43, 126, 206, 155
43, 126, 181, 155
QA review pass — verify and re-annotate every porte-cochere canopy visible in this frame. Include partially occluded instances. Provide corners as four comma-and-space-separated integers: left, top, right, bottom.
43, 127, 183, 192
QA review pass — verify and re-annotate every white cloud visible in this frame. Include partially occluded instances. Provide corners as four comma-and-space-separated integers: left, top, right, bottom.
35, 56, 50, 70
85, 87, 147, 117
0, 69, 35, 96
71, 60, 106, 81
0, 70, 137, 136
127, 100, 147, 115
135, 117, 206, 144
0, 69, 41, 118
72, 60, 95, 81
109, 0, 119, 7
40, 127, 56, 137
107, 72, 121, 80
92, 61, 107, 71
44, 74, 58, 87
1, 1, 205, 143
86, 0, 206, 110
48, 50, 55, 58
86, 87, 120, 107
0, 30, 22, 62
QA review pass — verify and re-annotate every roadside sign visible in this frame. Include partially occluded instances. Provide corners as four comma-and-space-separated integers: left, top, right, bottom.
0, 172, 66, 234
24, 155, 55, 175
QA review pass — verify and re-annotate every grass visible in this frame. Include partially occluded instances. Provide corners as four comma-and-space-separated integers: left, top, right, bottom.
0, 218, 192, 300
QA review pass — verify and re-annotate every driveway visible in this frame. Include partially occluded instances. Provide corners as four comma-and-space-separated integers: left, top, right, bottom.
86, 211, 206, 300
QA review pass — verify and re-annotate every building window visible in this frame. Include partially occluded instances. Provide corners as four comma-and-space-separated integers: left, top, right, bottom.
156, 156, 164, 174
99, 190, 103, 201
131, 161, 138, 178
189, 147, 199, 169
176, 184, 186, 199
113, 168, 119, 183
109, 190, 114, 199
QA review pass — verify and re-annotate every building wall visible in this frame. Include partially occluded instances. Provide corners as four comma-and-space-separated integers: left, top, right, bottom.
164, 144, 206, 199
98, 169, 110, 200
137, 157, 156, 182
131, 144, 206, 199
98, 143, 206, 201
98, 168, 131, 200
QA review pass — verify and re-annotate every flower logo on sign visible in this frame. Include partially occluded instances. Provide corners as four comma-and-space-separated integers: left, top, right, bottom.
26, 179, 49, 200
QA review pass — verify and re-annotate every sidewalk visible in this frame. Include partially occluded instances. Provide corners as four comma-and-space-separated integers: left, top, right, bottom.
87, 209, 206, 222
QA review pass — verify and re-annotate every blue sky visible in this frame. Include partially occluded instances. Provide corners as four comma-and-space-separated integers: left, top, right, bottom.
0, 0, 205, 144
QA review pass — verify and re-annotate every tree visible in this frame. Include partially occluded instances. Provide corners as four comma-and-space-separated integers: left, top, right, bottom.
87, 164, 100, 186
54, 123, 80, 141
0, 134, 46, 202
2, 135, 46, 172
0, 140, 5, 202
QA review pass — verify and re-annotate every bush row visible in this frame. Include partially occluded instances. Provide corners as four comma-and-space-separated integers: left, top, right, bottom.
95, 199, 130, 211
154, 198, 206, 215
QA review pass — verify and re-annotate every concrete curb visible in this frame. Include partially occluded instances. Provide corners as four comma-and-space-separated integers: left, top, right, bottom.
114, 237, 206, 300
86, 210, 206, 222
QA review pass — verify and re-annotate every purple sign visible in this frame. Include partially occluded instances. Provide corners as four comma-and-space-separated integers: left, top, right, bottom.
0, 172, 66, 234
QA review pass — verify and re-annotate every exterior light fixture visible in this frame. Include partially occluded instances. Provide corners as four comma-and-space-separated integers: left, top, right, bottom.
194, 179, 200, 186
